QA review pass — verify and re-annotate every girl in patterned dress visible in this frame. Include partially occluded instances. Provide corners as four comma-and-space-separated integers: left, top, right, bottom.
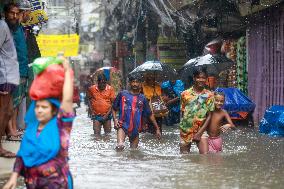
3, 57, 75, 189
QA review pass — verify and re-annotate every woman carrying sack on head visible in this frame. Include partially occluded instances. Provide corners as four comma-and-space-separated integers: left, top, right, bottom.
3, 57, 75, 189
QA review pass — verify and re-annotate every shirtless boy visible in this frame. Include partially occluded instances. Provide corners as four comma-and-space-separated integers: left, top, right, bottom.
193, 92, 235, 153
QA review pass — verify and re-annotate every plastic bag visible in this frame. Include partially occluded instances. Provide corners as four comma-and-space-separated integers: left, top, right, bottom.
29, 64, 73, 100
150, 95, 168, 117
259, 106, 284, 137
32, 57, 62, 74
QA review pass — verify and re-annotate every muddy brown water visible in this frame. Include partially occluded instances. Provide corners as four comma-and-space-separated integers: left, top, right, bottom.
1, 105, 284, 189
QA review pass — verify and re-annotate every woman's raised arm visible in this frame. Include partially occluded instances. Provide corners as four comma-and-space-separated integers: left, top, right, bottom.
60, 57, 74, 113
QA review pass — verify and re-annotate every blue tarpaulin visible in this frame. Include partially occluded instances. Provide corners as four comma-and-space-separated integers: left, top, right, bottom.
259, 106, 284, 137
215, 88, 256, 112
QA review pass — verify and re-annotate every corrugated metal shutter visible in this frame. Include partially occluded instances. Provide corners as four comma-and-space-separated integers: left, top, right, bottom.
247, 6, 284, 122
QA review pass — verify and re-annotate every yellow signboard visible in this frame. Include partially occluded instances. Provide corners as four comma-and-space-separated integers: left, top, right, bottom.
36, 34, 80, 57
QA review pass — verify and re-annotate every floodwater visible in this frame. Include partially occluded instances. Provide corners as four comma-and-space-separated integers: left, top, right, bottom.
1, 105, 284, 189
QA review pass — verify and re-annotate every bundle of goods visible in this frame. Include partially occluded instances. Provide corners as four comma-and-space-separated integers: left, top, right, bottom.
217, 69, 229, 88
259, 106, 284, 137
227, 64, 237, 88
215, 87, 255, 125
218, 39, 238, 88
217, 64, 237, 88
29, 57, 73, 100
221, 39, 237, 62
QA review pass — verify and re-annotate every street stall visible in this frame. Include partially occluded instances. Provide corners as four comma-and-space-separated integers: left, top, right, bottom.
218, 36, 248, 93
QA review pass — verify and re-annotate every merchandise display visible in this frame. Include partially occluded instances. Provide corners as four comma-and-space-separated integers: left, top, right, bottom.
236, 37, 248, 94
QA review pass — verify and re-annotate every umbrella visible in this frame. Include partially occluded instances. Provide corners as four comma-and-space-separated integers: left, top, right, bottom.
129, 60, 177, 81
96, 66, 117, 72
179, 54, 234, 84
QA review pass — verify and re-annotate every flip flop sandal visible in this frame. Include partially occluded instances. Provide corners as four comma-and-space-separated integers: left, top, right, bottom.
6, 135, 22, 141
0, 151, 16, 158
17, 129, 25, 135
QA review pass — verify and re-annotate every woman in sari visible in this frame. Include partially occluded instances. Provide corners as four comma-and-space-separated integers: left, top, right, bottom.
3, 57, 74, 189
179, 67, 214, 154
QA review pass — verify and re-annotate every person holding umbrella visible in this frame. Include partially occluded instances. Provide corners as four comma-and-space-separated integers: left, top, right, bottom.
179, 67, 214, 154
129, 60, 175, 135
142, 72, 165, 134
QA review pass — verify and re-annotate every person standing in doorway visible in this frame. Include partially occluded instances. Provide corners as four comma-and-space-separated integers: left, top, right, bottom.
4, 2, 29, 140
0, 14, 20, 158
19, 0, 41, 109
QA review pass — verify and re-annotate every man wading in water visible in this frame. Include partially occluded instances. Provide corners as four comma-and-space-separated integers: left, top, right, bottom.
112, 74, 161, 151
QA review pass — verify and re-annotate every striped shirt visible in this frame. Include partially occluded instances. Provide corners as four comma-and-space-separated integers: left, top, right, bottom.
113, 90, 152, 138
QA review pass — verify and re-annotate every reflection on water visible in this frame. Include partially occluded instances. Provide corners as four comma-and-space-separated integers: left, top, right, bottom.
1, 106, 283, 189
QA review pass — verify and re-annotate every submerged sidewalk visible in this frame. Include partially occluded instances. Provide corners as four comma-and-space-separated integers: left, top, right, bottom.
0, 140, 20, 178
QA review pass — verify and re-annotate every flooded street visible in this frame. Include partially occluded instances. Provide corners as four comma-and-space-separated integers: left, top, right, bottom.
1, 105, 284, 189
0, 0, 283, 189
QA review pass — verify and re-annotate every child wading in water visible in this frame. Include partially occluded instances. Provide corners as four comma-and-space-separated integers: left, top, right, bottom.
112, 74, 161, 151
194, 92, 235, 153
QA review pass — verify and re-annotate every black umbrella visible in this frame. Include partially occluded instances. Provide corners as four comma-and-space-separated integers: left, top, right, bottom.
129, 60, 177, 81
179, 54, 234, 85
